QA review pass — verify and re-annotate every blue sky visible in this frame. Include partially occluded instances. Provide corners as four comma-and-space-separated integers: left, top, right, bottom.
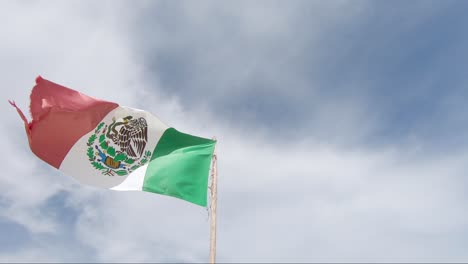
2, 0, 468, 262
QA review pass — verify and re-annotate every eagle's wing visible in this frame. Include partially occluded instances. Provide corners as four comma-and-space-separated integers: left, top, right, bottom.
129, 125, 148, 158
118, 126, 134, 157
119, 118, 148, 158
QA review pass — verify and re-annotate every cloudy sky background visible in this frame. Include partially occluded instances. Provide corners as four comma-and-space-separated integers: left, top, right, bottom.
2, 0, 468, 262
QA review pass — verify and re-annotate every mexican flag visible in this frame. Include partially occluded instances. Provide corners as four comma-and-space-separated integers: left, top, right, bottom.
10, 76, 216, 206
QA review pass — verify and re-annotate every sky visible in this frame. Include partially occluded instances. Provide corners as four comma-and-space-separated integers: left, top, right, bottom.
2, 0, 468, 262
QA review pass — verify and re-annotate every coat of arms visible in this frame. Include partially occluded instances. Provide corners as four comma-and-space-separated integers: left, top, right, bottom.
87, 116, 152, 176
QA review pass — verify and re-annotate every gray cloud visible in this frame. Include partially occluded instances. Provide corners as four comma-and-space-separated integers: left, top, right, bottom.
130, 0, 468, 150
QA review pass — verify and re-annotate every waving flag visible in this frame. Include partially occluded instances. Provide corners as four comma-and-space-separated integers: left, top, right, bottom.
10, 76, 216, 206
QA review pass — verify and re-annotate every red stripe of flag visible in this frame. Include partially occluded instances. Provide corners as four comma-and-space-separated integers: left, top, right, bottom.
10, 76, 118, 168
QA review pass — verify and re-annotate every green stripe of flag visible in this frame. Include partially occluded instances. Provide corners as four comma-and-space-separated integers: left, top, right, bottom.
142, 128, 216, 206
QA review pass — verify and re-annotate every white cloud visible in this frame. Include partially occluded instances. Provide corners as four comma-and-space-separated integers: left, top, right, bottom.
0, 248, 61, 263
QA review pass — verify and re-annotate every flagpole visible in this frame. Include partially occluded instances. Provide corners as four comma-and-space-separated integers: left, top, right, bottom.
209, 144, 218, 264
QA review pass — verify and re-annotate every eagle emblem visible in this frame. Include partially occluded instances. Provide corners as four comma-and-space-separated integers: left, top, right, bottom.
86, 116, 152, 176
